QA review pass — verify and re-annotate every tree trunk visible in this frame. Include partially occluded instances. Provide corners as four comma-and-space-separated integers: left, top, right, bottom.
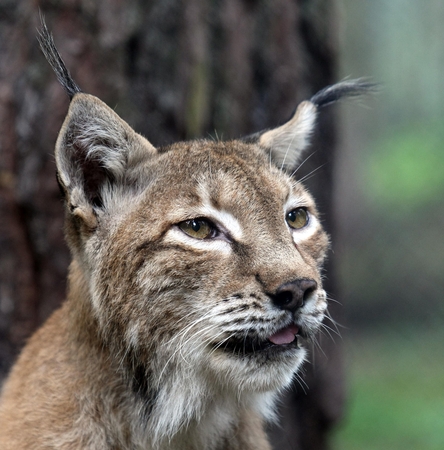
0, 1, 343, 448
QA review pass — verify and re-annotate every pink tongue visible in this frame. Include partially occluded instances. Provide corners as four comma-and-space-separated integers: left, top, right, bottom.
268, 324, 299, 345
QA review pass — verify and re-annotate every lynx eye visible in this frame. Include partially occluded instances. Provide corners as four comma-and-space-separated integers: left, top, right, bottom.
178, 219, 214, 239
286, 208, 309, 229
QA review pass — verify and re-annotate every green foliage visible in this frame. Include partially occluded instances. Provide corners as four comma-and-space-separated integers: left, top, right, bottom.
333, 327, 444, 450
364, 121, 444, 211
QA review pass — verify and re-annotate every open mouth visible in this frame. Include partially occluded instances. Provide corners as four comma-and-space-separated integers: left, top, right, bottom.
215, 323, 303, 355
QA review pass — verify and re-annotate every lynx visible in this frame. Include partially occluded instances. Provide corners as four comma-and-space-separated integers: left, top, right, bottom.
0, 21, 372, 450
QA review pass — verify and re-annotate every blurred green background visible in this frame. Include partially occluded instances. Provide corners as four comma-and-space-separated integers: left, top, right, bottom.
333, 1, 444, 448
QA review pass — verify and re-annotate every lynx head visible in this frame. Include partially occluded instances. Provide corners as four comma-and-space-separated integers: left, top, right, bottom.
57, 92, 328, 388
38, 19, 374, 442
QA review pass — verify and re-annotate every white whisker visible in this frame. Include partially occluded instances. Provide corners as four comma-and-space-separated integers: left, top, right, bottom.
289, 151, 316, 178
297, 163, 327, 183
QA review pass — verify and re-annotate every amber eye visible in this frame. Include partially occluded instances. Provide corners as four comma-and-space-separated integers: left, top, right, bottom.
286, 208, 309, 229
178, 219, 214, 239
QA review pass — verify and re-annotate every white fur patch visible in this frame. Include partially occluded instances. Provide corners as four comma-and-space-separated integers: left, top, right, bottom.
164, 227, 232, 253
199, 203, 243, 241
290, 214, 319, 245
125, 321, 140, 349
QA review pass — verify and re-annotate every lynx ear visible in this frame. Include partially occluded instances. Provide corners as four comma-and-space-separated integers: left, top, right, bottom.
38, 17, 157, 228
255, 80, 377, 171
55, 93, 157, 228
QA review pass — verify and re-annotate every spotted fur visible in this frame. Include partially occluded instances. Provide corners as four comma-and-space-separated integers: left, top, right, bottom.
0, 22, 372, 450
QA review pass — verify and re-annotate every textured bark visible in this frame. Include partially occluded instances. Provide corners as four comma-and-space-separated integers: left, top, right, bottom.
0, 1, 342, 448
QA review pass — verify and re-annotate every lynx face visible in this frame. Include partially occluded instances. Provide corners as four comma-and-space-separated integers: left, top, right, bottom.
86, 136, 329, 396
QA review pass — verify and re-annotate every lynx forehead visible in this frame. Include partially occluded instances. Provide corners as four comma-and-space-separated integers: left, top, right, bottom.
0, 20, 374, 450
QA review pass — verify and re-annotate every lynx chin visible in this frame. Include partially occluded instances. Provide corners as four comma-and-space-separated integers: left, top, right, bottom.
0, 20, 373, 450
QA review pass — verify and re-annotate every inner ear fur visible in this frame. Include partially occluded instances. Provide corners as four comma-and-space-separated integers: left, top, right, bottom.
258, 100, 317, 170
55, 93, 156, 227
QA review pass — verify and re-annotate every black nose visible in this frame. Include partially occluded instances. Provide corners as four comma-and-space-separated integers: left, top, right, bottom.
272, 279, 318, 312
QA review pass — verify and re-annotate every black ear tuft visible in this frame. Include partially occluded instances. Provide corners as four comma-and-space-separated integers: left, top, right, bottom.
310, 79, 378, 108
37, 14, 82, 100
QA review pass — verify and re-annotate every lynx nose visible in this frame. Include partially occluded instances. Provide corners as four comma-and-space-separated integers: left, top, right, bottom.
272, 279, 318, 312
